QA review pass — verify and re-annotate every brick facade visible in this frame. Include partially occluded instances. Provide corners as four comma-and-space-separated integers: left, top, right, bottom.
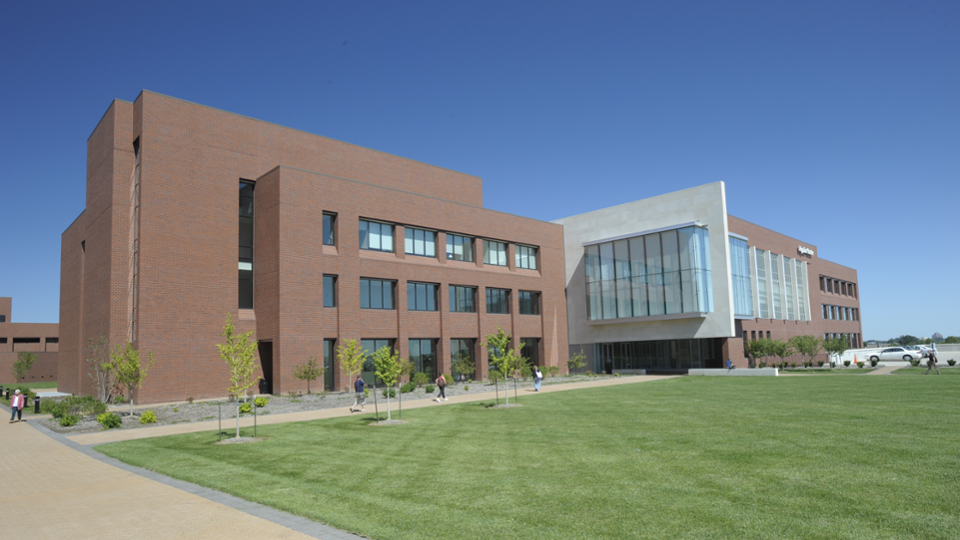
0, 297, 59, 384
59, 92, 568, 404
727, 216, 863, 366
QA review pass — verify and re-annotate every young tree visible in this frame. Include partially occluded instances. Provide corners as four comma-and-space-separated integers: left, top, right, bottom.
109, 341, 156, 417
86, 335, 115, 403
568, 351, 587, 373
767, 339, 795, 368
483, 326, 526, 405
292, 356, 325, 394
824, 336, 850, 367
11, 352, 36, 383
216, 314, 259, 438
743, 338, 770, 368
372, 345, 404, 421
788, 335, 822, 368
451, 350, 475, 381
338, 339, 366, 391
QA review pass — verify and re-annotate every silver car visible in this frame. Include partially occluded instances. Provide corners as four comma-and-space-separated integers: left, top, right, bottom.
870, 347, 918, 362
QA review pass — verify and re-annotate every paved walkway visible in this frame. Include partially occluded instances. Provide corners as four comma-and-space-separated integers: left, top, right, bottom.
2, 374, 675, 539
867, 365, 900, 375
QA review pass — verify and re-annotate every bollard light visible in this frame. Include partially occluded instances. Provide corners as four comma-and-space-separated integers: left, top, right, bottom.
35, 395, 41, 414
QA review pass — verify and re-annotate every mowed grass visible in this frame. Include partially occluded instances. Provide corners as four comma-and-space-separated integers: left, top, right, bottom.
97, 376, 960, 540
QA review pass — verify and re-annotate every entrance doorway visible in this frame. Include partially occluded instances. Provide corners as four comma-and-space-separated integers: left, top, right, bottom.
258, 341, 273, 394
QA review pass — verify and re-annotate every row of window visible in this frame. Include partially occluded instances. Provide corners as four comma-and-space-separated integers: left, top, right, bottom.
755, 249, 809, 321
822, 304, 859, 322
820, 276, 857, 298
322, 275, 541, 315
584, 226, 713, 320
824, 333, 862, 349
323, 214, 539, 269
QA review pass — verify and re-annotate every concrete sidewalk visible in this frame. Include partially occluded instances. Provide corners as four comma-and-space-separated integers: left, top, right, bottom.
3, 374, 675, 539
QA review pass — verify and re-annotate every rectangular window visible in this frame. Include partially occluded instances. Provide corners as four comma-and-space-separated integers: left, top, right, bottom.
516, 245, 538, 270
728, 236, 753, 318
486, 288, 510, 314
450, 338, 476, 379
770, 253, 782, 319
323, 275, 337, 308
0, 315, 5, 323
756, 250, 769, 319
404, 227, 436, 257
359, 220, 394, 252
239, 181, 255, 309
409, 339, 437, 377
483, 240, 507, 266
322, 213, 336, 246
521, 338, 541, 366
796, 260, 807, 321
46, 337, 59, 344
407, 282, 438, 311
360, 339, 394, 385
323, 339, 335, 391
360, 278, 396, 309
519, 290, 541, 315
783, 256, 796, 320
13, 337, 40, 344
446, 234, 474, 261
0, 338, 6, 343
751, 331, 756, 340
449, 285, 477, 313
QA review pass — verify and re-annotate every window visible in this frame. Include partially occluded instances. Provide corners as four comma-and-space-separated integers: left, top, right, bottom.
729, 236, 753, 318
796, 260, 808, 321
239, 181, 255, 309
751, 331, 756, 340
756, 250, 769, 319
359, 220, 394, 252
13, 338, 40, 344
322, 213, 336, 246
360, 278, 396, 309
486, 288, 510, 314
450, 339, 475, 379
518, 291, 541, 315
521, 338, 541, 366
783, 256, 796, 320
483, 240, 507, 266
446, 234, 474, 261
407, 282, 438, 311
409, 339, 437, 377
449, 285, 477, 313
323, 339, 335, 391
323, 275, 337, 307
0, 338, 6, 343
516, 245, 538, 270
404, 227, 436, 257
0, 315, 5, 323
46, 337, 58, 344
585, 225, 712, 321
360, 339, 394, 385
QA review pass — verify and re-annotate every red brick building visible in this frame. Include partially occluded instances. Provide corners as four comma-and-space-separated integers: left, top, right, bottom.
0, 297, 59, 383
59, 91, 568, 404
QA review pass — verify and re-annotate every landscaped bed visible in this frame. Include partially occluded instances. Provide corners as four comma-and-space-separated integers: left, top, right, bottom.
96, 375, 960, 540
40, 373, 607, 435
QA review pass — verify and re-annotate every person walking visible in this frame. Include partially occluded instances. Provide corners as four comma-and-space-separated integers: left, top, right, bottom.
435, 374, 447, 402
9, 389, 24, 423
534, 366, 543, 391
350, 377, 366, 412
925, 349, 941, 375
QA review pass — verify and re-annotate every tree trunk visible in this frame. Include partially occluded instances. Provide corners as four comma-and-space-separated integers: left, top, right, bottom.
386, 390, 392, 421
236, 401, 241, 438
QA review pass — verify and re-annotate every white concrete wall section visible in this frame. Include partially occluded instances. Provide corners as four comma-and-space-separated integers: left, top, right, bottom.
553, 181, 736, 346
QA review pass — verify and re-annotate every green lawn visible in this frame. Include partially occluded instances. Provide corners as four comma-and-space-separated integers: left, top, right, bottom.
97, 376, 960, 540
892, 366, 960, 376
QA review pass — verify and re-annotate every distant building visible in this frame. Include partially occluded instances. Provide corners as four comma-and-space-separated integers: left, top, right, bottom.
0, 297, 59, 383
932, 332, 944, 342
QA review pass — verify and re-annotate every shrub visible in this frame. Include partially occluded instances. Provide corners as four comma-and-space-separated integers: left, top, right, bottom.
858, 362, 865, 369
519, 364, 532, 379
59, 414, 79, 427
614, 373, 620, 378
586, 370, 593, 376
463, 385, 469, 391
817, 361, 825, 367
382, 388, 396, 398
97, 412, 121, 429
843, 361, 851, 367
412, 372, 429, 387
400, 381, 416, 394
948, 359, 956, 366
759, 362, 767, 368
187, 397, 194, 404
140, 410, 158, 424
47, 401, 68, 419
870, 359, 878, 367
911, 359, 921, 367
425, 384, 435, 393
239, 402, 253, 414
489, 370, 504, 383
547, 366, 559, 377
790, 362, 797, 368
443, 373, 452, 385
114, 395, 127, 404
254, 396, 269, 408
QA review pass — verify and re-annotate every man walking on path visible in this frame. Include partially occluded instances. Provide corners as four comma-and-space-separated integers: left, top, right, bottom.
350, 377, 366, 412
534, 367, 544, 391
925, 350, 941, 375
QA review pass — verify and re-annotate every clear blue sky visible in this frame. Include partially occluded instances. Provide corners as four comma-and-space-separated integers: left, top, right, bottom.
1, 1, 957, 340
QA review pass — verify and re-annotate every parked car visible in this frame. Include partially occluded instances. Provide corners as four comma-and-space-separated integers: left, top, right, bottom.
905, 345, 930, 357
869, 347, 918, 362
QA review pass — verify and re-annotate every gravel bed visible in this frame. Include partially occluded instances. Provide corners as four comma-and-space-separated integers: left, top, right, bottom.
41, 374, 614, 435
